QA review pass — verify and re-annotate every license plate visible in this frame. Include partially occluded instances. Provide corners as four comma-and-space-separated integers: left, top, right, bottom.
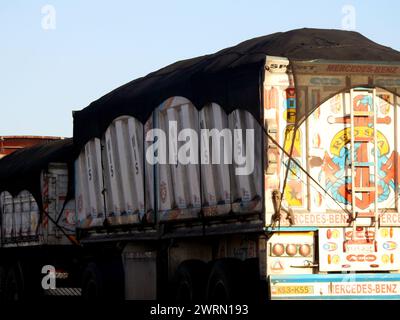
274, 285, 314, 295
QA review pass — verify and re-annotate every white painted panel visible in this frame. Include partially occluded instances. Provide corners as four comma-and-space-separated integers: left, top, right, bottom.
54, 168, 75, 232
103, 116, 145, 225
29, 196, 40, 237
211, 104, 232, 205
144, 117, 155, 223
126, 117, 145, 217
104, 127, 121, 223
157, 108, 176, 213
19, 190, 31, 237
199, 108, 217, 206
0, 191, 13, 240
75, 153, 89, 228
199, 103, 231, 216
43, 163, 76, 236
47, 174, 57, 236
180, 104, 201, 208
115, 119, 133, 216
86, 139, 104, 223
166, 107, 187, 209
13, 194, 22, 238
75, 138, 104, 228
229, 110, 262, 214
157, 98, 201, 221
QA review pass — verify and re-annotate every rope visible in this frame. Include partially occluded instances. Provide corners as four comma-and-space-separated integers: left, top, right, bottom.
262, 125, 354, 226
41, 208, 80, 246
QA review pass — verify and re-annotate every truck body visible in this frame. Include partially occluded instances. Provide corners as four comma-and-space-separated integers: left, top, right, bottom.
2, 28, 400, 300
0, 136, 63, 158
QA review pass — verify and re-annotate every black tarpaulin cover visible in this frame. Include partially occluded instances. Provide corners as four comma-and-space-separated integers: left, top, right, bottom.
3, 28, 400, 209
73, 28, 400, 149
0, 138, 76, 208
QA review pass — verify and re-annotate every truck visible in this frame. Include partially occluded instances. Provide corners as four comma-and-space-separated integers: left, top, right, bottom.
0, 135, 63, 159
1, 27, 400, 300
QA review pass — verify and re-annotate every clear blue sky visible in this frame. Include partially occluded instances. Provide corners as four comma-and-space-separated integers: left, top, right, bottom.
1, 0, 399, 137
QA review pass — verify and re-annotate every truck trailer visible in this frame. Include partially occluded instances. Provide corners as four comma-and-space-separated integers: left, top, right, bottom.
1, 28, 400, 300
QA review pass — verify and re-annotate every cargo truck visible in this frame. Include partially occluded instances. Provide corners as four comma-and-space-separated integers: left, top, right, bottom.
2, 28, 400, 300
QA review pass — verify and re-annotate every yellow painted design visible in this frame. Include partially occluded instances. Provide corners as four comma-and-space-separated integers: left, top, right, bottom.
283, 125, 302, 156
284, 110, 296, 123
284, 183, 303, 207
380, 228, 389, 238
332, 255, 340, 264
332, 230, 340, 239
382, 255, 390, 264
330, 127, 389, 156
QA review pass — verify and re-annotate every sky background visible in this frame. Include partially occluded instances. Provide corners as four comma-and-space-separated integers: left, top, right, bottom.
1, 0, 399, 137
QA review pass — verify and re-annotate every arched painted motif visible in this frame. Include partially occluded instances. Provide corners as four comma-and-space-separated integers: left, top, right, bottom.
307, 89, 400, 212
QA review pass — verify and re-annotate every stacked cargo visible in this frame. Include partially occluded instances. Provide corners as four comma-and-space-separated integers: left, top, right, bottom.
76, 115, 156, 229
75, 139, 104, 229
156, 97, 201, 221
200, 103, 231, 216
103, 116, 146, 225
0, 191, 14, 241
75, 96, 263, 229
229, 109, 262, 214
41, 163, 76, 241
0, 191, 40, 243
0, 139, 76, 246
2, 28, 400, 301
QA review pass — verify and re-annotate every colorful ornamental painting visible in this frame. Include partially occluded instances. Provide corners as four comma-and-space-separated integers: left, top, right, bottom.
317, 91, 398, 211
282, 88, 305, 208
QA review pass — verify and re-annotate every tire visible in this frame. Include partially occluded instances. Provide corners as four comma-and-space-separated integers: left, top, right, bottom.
4, 265, 24, 301
81, 263, 104, 300
0, 265, 7, 300
243, 258, 262, 302
174, 260, 207, 302
206, 259, 245, 302
81, 260, 124, 300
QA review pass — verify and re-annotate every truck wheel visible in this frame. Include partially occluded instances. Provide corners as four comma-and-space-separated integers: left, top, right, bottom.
175, 260, 207, 302
0, 265, 6, 300
81, 263, 104, 299
81, 260, 124, 300
4, 265, 23, 301
206, 259, 245, 302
